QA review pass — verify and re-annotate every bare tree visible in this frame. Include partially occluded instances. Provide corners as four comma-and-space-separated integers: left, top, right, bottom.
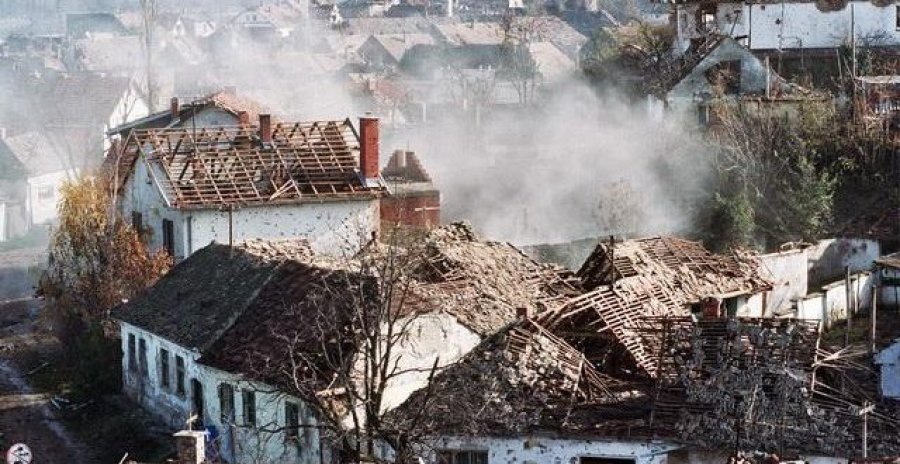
235, 230, 444, 463
140, 0, 158, 113
499, 14, 544, 105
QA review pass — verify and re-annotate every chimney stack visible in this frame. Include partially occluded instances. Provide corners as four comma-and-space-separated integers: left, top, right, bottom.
170, 97, 180, 118
237, 111, 250, 126
174, 430, 206, 464
259, 114, 272, 144
359, 116, 380, 180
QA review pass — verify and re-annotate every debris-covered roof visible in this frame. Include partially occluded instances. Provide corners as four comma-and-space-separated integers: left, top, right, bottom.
111, 119, 382, 208
388, 318, 643, 436
539, 236, 772, 377
578, 236, 771, 298
410, 223, 580, 335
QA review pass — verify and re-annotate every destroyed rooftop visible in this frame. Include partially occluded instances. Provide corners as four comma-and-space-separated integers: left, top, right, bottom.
111, 118, 383, 208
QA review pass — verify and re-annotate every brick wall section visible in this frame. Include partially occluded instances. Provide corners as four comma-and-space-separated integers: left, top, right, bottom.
381, 191, 440, 229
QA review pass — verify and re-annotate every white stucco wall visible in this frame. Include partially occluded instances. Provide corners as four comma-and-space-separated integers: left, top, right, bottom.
376, 313, 482, 414
429, 436, 680, 464
120, 321, 325, 464
188, 199, 378, 259
104, 82, 149, 151
792, 271, 873, 328
676, 1, 900, 52
759, 248, 808, 315
120, 155, 380, 259
26, 170, 74, 225
879, 266, 900, 307
875, 341, 900, 399
807, 238, 879, 287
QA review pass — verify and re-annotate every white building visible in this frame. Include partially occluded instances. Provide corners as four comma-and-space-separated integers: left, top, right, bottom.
111, 114, 385, 260
674, 0, 900, 53
113, 223, 572, 463
876, 340, 900, 400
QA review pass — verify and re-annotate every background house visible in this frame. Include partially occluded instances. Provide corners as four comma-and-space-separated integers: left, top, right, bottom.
111, 115, 384, 260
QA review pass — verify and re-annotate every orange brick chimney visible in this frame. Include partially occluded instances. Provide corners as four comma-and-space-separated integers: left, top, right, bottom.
259, 114, 272, 144
237, 111, 250, 126
359, 116, 379, 180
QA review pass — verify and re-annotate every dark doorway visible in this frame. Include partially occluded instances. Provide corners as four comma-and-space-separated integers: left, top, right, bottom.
581, 458, 636, 464
191, 378, 204, 427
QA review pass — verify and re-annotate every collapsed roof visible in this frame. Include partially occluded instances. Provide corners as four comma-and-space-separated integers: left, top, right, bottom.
540, 236, 772, 377
109, 118, 382, 208
388, 318, 642, 436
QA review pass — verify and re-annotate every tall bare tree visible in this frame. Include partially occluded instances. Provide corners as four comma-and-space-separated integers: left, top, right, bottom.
140, 0, 158, 112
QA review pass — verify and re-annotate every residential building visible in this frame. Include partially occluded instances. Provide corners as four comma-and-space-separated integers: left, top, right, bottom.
0, 131, 76, 229
232, 0, 309, 39
876, 340, 900, 400
110, 115, 385, 260
672, 0, 900, 54
358, 33, 436, 70
107, 89, 270, 140
113, 222, 576, 462
657, 36, 810, 125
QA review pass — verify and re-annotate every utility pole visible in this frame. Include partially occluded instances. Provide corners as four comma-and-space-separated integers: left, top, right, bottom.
871, 284, 878, 354
845, 265, 852, 347
858, 401, 874, 460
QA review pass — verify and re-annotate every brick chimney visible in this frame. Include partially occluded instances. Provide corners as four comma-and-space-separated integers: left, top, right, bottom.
173, 430, 206, 464
259, 114, 272, 144
359, 116, 379, 180
170, 97, 180, 118
237, 111, 250, 126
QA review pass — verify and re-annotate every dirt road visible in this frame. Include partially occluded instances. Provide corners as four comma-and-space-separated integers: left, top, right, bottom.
0, 298, 94, 463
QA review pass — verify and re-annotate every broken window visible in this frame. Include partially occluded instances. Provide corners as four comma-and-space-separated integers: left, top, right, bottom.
138, 338, 148, 377
437, 450, 488, 464
162, 219, 175, 257
896, 5, 900, 30
219, 383, 235, 423
705, 60, 742, 95
175, 355, 186, 397
696, 4, 717, 33
127, 333, 136, 372
159, 348, 170, 388
285, 401, 300, 442
242, 389, 256, 426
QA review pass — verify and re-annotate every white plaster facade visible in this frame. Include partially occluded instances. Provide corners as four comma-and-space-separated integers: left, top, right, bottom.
875, 340, 900, 400
119, 156, 380, 260
120, 321, 327, 464
428, 436, 681, 464
25, 169, 73, 226
791, 271, 873, 328
675, 1, 900, 53
759, 248, 808, 315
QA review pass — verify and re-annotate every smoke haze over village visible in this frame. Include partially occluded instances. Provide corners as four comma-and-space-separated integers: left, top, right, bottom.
1, 0, 900, 463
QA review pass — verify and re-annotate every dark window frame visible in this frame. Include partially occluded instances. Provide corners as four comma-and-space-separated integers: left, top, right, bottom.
219, 383, 235, 423
162, 218, 175, 257
437, 450, 489, 464
285, 401, 301, 442
159, 348, 170, 388
138, 338, 148, 377
127, 333, 136, 372
175, 355, 186, 397
242, 389, 256, 427
131, 211, 143, 234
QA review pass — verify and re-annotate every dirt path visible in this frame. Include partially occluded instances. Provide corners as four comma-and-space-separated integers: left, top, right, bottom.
0, 359, 93, 463
0, 298, 94, 463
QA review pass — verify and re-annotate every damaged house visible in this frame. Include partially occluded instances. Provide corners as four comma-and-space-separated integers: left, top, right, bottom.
113, 223, 578, 463
656, 37, 812, 126
108, 115, 386, 260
